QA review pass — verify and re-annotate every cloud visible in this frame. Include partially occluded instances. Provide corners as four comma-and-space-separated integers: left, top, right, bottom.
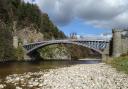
24, 0, 128, 28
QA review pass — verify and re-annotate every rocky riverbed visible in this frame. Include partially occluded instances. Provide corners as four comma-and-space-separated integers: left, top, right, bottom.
1, 63, 128, 89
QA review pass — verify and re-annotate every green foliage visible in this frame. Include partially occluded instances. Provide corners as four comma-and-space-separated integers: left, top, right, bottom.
14, 46, 24, 61
66, 45, 100, 60
0, 22, 14, 60
109, 56, 128, 74
40, 14, 66, 39
17, 2, 41, 28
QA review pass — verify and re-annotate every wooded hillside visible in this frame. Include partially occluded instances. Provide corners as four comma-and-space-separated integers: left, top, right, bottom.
0, 0, 66, 61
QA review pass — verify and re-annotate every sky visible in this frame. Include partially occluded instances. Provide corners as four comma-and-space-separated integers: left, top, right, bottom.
24, 0, 128, 36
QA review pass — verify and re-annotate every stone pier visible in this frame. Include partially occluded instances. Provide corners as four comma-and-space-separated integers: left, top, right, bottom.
23, 51, 32, 61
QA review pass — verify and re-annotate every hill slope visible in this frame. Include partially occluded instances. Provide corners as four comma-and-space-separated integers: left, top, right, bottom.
0, 0, 66, 61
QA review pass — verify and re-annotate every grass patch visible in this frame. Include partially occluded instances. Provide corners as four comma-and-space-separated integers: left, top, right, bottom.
107, 56, 128, 74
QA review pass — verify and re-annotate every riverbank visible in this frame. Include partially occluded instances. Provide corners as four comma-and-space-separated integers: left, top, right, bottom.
107, 55, 128, 74
79, 58, 101, 60
1, 63, 128, 89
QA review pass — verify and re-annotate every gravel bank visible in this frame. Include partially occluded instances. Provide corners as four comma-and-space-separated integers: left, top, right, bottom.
3, 63, 128, 89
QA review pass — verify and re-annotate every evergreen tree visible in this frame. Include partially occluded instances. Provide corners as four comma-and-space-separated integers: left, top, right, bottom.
0, 22, 14, 60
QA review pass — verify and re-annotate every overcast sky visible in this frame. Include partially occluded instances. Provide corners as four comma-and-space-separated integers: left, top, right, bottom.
24, 0, 128, 36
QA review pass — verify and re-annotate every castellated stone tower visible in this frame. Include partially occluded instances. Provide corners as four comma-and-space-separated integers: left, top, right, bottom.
112, 29, 122, 57
112, 29, 128, 57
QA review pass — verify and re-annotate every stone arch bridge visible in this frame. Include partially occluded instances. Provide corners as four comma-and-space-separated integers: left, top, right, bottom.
23, 39, 110, 61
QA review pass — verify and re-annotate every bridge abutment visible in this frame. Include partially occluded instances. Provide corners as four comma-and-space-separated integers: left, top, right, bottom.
102, 42, 110, 61
24, 54, 32, 61
102, 54, 109, 61
23, 50, 32, 61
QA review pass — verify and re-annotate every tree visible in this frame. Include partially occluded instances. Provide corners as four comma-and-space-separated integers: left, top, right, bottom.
0, 21, 14, 61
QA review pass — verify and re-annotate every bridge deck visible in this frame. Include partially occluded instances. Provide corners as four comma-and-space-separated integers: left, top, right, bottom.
24, 39, 110, 46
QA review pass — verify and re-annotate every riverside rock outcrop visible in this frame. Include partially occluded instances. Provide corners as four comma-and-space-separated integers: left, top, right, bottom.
38, 45, 71, 60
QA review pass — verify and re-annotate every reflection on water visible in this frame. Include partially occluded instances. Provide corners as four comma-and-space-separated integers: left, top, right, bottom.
0, 60, 101, 78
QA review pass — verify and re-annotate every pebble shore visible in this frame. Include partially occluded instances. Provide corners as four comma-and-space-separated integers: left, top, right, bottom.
1, 63, 128, 89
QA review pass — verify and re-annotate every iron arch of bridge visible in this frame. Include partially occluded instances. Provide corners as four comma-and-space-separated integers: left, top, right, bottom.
25, 41, 105, 55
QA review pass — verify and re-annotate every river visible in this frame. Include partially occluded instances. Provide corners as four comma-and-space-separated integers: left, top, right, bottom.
0, 59, 101, 78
